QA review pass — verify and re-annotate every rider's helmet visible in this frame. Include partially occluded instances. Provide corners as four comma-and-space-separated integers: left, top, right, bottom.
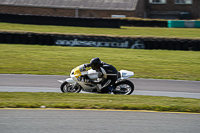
90, 57, 101, 70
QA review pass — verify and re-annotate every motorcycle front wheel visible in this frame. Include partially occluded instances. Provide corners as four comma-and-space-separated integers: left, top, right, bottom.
113, 80, 134, 95
60, 81, 82, 93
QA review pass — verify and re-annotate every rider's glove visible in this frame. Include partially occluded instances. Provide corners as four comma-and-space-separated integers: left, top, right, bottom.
98, 72, 103, 78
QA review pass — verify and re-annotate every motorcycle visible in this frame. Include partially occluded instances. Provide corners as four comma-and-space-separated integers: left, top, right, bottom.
58, 68, 134, 95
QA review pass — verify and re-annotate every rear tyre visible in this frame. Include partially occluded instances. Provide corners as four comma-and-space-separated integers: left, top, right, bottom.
113, 80, 134, 95
60, 81, 81, 93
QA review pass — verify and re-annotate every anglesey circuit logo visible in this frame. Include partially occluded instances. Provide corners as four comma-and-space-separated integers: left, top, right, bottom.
55, 38, 129, 48
55, 38, 145, 49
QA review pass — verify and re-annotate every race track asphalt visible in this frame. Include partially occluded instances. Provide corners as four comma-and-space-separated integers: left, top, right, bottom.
0, 74, 200, 98
0, 109, 200, 133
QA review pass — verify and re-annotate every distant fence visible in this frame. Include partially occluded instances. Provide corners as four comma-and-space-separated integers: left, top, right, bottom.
120, 19, 168, 27
0, 32, 200, 51
0, 13, 120, 28
2, 13, 200, 28
121, 20, 200, 28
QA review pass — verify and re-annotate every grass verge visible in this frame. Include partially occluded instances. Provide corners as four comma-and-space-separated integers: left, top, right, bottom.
0, 22, 200, 38
1, 44, 200, 80
0, 92, 199, 113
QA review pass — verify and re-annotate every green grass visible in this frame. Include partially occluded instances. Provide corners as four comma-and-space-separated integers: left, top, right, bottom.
0, 22, 200, 38
0, 92, 199, 113
1, 44, 200, 81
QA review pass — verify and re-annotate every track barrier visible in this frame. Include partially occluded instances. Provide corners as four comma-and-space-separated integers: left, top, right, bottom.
0, 32, 199, 51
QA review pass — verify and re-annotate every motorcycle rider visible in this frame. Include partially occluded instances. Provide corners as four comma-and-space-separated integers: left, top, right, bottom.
74, 57, 118, 93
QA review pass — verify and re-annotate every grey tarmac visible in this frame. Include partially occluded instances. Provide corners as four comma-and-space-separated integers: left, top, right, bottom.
0, 74, 200, 98
0, 109, 200, 133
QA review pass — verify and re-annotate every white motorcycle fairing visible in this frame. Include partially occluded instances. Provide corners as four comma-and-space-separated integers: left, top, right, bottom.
118, 70, 134, 80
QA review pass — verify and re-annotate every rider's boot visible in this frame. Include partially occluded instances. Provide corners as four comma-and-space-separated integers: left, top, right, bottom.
108, 86, 113, 94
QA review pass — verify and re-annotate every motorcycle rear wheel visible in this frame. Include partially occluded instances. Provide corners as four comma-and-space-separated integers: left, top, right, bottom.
60, 81, 82, 93
113, 80, 134, 95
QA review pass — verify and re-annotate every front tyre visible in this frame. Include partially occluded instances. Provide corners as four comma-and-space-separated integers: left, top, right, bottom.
60, 81, 81, 93
113, 80, 134, 95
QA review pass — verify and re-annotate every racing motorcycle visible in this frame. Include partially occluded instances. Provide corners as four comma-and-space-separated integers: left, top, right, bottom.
58, 68, 134, 95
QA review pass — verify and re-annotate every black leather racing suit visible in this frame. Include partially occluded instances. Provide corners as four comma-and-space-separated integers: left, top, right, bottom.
85, 62, 118, 93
